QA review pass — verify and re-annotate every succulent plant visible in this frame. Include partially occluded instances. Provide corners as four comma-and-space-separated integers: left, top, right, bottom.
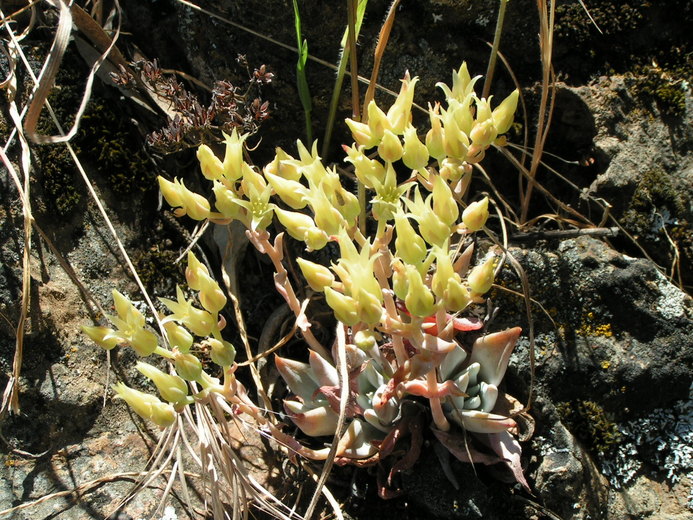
85, 61, 529, 505
275, 323, 528, 489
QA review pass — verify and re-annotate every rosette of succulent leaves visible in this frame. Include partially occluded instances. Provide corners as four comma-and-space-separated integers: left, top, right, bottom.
85, 62, 530, 497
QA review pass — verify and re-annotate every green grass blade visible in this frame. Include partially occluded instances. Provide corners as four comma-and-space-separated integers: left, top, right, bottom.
321, 0, 368, 159
293, 0, 313, 143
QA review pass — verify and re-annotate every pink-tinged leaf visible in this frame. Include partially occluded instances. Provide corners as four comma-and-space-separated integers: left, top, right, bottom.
469, 327, 522, 386
432, 428, 502, 466
452, 316, 483, 331
315, 384, 365, 417
295, 298, 312, 333
283, 399, 339, 437
375, 365, 406, 409
401, 379, 467, 399
336, 419, 380, 459
398, 300, 483, 336
422, 315, 483, 336
309, 350, 339, 387
274, 355, 318, 401
269, 424, 330, 461
454, 410, 517, 433
486, 430, 530, 491
453, 241, 475, 276
408, 350, 446, 379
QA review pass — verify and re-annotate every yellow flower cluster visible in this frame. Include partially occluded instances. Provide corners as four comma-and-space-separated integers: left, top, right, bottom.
85, 61, 519, 435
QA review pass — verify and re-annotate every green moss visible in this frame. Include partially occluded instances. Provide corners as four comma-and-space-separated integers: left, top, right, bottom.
36, 145, 83, 216
554, 0, 692, 83
630, 63, 689, 117
620, 169, 692, 281
555, 1, 650, 45
78, 103, 153, 195
132, 246, 185, 294
557, 400, 622, 456
30, 44, 155, 218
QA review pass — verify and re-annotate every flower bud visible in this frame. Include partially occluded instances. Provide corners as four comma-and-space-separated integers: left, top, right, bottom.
387, 72, 418, 134
469, 119, 496, 149
468, 256, 496, 295
437, 62, 481, 102
158, 176, 184, 208
432, 175, 459, 226
431, 248, 455, 298
221, 129, 248, 181
129, 328, 159, 356
199, 278, 227, 314
112, 382, 176, 428
444, 277, 471, 312
208, 338, 236, 367
213, 182, 242, 219
462, 197, 489, 232
402, 125, 430, 170
345, 118, 379, 149
136, 362, 189, 404
335, 187, 360, 227
197, 144, 224, 180
149, 402, 178, 428
82, 325, 121, 350
394, 212, 427, 265
353, 330, 378, 351
426, 103, 447, 161
438, 157, 465, 183
355, 287, 383, 326
179, 182, 211, 221
418, 207, 450, 248
296, 258, 334, 291
343, 144, 386, 189
403, 188, 450, 248
184, 306, 215, 337
391, 259, 409, 300
442, 109, 469, 160
377, 129, 403, 163
265, 147, 302, 181
185, 251, 209, 291
163, 321, 193, 353
265, 172, 308, 210
492, 89, 519, 135
450, 98, 474, 136
304, 227, 329, 251
405, 266, 435, 317
366, 100, 391, 142
275, 208, 317, 241
309, 189, 345, 236
174, 352, 203, 382
475, 95, 493, 122
324, 287, 360, 326
112, 289, 142, 326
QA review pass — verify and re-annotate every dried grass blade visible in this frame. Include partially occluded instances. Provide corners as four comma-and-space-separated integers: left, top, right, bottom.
24, 0, 124, 144
303, 323, 349, 520
0, 24, 33, 415
362, 0, 400, 118
0, 147, 30, 416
